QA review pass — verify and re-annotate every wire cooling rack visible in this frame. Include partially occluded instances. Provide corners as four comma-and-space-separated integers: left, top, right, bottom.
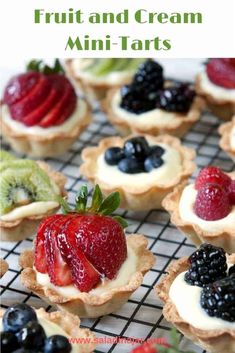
1, 90, 235, 353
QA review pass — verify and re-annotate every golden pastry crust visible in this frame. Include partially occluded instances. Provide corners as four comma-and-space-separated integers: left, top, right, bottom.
196, 74, 235, 121
218, 116, 235, 161
0, 258, 9, 278
0, 100, 92, 158
102, 88, 204, 137
0, 307, 96, 353
155, 255, 235, 353
80, 134, 196, 211
0, 161, 67, 242
162, 173, 235, 253
20, 234, 155, 318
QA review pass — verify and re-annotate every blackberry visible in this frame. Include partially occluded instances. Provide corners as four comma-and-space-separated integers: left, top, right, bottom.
157, 84, 195, 113
201, 274, 235, 322
120, 84, 155, 114
229, 264, 235, 276
184, 243, 227, 287
133, 59, 164, 96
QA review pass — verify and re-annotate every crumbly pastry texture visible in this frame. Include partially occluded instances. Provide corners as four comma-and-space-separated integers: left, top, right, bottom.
218, 116, 235, 161
0, 258, 9, 278
156, 255, 235, 353
20, 234, 155, 318
80, 134, 196, 211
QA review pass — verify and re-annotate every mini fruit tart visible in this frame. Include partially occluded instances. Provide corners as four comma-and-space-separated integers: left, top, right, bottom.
0, 303, 95, 352
0, 151, 66, 242
20, 185, 155, 318
162, 166, 235, 253
1, 59, 92, 158
219, 115, 235, 161
0, 258, 8, 278
65, 58, 144, 101
156, 244, 235, 353
103, 60, 204, 137
80, 134, 196, 211
196, 59, 235, 120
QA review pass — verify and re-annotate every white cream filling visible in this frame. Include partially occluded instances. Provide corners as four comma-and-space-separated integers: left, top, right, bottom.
169, 271, 235, 330
36, 246, 137, 298
199, 71, 235, 101
179, 184, 235, 233
96, 141, 182, 189
0, 201, 59, 222
230, 125, 235, 151
1, 99, 87, 137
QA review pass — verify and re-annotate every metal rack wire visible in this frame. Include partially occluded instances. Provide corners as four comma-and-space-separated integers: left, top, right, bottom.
1, 99, 234, 353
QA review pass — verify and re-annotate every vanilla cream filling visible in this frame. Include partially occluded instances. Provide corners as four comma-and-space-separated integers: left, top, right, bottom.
1, 99, 87, 137
96, 141, 182, 189
199, 71, 235, 101
36, 246, 137, 298
71, 59, 133, 85
169, 271, 235, 330
179, 184, 235, 233
230, 125, 235, 151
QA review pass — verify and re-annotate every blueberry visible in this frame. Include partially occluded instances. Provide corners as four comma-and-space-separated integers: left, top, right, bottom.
44, 335, 72, 353
3, 304, 37, 333
17, 321, 46, 349
104, 147, 124, 166
144, 155, 164, 172
118, 157, 145, 174
150, 145, 165, 158
123, 137, 150, 161
1, 331, 19, 352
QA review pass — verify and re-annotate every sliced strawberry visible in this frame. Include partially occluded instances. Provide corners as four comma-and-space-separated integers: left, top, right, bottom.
3, 72, 40, 105
228, 180, 235, 204
206, 59, 235, 89
195, 166, 232, 191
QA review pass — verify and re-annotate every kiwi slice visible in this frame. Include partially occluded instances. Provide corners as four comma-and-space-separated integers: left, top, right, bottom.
85, 59, 115, 76
0, 160, 59, 215
0, 150, 17, 162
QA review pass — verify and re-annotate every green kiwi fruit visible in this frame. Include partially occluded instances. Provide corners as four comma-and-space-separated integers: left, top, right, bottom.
0, 160, 59, 215
0, 150, 17, 162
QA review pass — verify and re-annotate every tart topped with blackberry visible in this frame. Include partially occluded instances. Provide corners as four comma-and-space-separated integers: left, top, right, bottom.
1, 59, 92, 157
0, 150, 66, 242
156, 244, 235, 353
80, 134, 195, 211
20, 185, 155, 318
103, 60, 204, 137
219, 115, 235, 161
163, 166, 235, 253
196, 58, 235, 120
0, 303, 95, 352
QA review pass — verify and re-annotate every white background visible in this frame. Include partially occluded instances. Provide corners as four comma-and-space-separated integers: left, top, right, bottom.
0, 0, 234, 58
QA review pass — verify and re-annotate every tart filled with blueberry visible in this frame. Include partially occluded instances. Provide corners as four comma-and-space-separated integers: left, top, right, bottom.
219, 115, 235, 161
0, 303, 96, 352
1, 60, 92, 157
156, 244, 235, 353
65, 58, 144, 101
80, 134, 195, 211
196, 59, 235, 120
102, 60, 204, 137
20, 185, 154, 318
163, 166, 235, 253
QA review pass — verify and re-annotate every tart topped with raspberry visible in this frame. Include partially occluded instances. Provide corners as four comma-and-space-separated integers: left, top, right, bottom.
80, 134, 195, 211
163, 166, 235, 253
219, 115, 235, 161
103, 60, 204, 137
1, 59, 92, 157
20, 185, 155, 318
0, 303, 95, 353
196, 58, 235, 120
156, 244, 235, 353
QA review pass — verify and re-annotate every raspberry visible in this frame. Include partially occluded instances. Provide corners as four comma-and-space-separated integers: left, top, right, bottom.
228, 180, 235, 205
206, 59, 235, 89
195, 166, 231, 191
194, 183, 231, 221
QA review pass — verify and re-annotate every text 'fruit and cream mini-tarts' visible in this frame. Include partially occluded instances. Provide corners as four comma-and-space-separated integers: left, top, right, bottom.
156, 244, 235, 353
163, 166, 235, 253
219, 115, 235, 161
20, 185, 155, 318
1, 60, 92, 158
80, 134, 196, 211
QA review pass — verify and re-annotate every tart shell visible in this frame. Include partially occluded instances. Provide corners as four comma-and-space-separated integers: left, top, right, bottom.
0, 307, 96, 353
80, 134, 196, 211
218, 116, 235, 161
155, 255, 235, 353
102, 89, 204, 137
0, 161, 67, 242
20, 234, 155, 318
0, 258, 9, 278
162, 174, 235, 253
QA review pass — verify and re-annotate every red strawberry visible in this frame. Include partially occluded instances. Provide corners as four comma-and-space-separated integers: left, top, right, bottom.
206, 59, 235, 89
228, 180, 235, 204
194, 183, 231, 221
195, 166, 231, 191
131, 339, 170, 353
